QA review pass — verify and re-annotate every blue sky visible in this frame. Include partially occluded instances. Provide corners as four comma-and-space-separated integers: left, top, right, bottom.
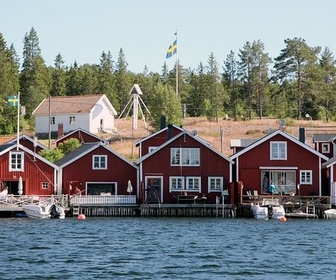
1, 0, 335, 73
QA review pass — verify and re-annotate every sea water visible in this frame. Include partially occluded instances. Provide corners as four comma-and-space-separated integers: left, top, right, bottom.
2, 217, 335, 280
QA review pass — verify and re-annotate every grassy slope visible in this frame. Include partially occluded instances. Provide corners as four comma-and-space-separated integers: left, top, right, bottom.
108, 117, 336, 159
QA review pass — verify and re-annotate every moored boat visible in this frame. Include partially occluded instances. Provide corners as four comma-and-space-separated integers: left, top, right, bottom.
23, 203, 65, 219
324, 209, 336, 219
251, 198, 285, 220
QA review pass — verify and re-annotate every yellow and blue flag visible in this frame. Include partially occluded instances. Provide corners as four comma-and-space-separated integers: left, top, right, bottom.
166, 39, 177, 59
7, 95, 19, 107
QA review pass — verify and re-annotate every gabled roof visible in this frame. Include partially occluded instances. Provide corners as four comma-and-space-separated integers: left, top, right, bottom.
230, 129, 329, 161
32, 94, 117, 115
312, 134, 336, 143
322, 156, 336, 168
136, 130, 234, 164
5, 134, 48, 150
54, 142, 138, 169
0, 143, 59, 169
53, 128, 108, 145
134, 124, 184, 147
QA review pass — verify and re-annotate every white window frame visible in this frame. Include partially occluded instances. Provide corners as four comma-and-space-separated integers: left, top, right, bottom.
171, 148, 200, 166
186, 176, 201, 191
208, 177, 223, 192
169, 176, 184, 191
70, 116, 76, 125
92, 155, 107, 170
41, 182, 49, 190
9, 151, 24, 171
300, 170, 312, 184
322, 143, 330, 153
270, 141, 287, 160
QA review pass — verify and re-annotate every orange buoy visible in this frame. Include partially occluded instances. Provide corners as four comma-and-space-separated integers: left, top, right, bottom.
279, 216, 287, 222
77, 214, 86, 220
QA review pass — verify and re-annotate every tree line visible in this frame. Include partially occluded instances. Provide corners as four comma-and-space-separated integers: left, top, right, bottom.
0, 27, 335, 135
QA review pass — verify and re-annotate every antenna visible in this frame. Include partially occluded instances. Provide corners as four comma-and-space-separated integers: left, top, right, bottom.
118, 84, 153, 130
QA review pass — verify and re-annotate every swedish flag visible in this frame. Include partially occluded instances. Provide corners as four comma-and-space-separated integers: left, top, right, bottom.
7, 95, 19, 107
166, 40, 177, 59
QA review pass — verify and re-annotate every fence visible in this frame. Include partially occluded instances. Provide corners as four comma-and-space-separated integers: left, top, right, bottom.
70, 195, 137, 206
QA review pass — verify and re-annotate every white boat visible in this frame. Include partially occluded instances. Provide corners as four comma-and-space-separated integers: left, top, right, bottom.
324, 209, 336, 219
251, 198, 285, 220
23, 203, 65, 219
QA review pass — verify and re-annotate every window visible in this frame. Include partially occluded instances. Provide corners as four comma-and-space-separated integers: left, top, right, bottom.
169, 177, 184, 191
208, 177, 223, 192
70, 116, 76, 124
322, 143, 330, 153
148, 146, 158, 153
270, 141, 287, 160
9, 151, 24, 171
42, 182, 49, 190
300, 170, 312, 184
92, 155, 107, 170
171, 148, 200, 166
50, 116, 55, 125
262, 170, 296, 194
186, 177, 201, 190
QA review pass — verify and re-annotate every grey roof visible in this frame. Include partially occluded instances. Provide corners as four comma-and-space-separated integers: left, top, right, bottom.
0, 143, 15, 153
312, 134, 336, 142
54, 143, 98, 166
230, 139, 258, 148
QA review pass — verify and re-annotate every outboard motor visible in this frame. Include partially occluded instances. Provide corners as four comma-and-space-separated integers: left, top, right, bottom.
50, 204, 60, 219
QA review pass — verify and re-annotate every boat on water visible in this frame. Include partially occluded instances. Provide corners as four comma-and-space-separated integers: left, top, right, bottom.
23, 203, 65, 219
285, 209, 318, 219
251, 198, 285, 220
324, 209, 336, 219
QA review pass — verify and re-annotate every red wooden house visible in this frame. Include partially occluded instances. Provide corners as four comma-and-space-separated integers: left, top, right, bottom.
230, 130, 328, 197
312, 133, 336, 159
54, 142, 138, 197
135, 124, 183, 157
53, 128, 108, 147
0, 143, 58, 195
136, 131, 233, 204
5, 134, 47, 154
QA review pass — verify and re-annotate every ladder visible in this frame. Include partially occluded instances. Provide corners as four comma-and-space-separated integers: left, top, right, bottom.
73, 204, 80, 216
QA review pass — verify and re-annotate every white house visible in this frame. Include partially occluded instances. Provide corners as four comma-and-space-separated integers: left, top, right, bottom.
32, 94, 117, 136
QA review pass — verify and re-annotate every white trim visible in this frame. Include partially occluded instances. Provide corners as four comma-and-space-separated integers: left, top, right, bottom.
259, 166, 298, 170
92, 155, 107, 170
208, 176, 223, 193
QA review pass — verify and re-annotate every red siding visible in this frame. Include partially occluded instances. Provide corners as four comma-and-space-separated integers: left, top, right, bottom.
61, 146, 137, 195
139, 127, 182, 157
141, 134, 231, 203
237, 134, 322, 196
0, 148, 55, 195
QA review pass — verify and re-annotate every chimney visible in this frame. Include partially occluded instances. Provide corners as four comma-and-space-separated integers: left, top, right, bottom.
167, 124, 173, 139
299, 127, 305, 143
160, 115, 166, 130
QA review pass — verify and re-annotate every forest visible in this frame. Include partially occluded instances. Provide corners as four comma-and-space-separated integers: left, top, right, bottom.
0, 27, 335, 135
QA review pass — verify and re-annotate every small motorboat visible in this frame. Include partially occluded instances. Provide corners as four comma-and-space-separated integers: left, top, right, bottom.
251, 198, 285, 220
23, 203, 65, 219
324, 209, 336, 219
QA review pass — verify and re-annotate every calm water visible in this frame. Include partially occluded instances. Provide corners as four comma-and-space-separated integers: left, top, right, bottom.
2, 217, 336, 280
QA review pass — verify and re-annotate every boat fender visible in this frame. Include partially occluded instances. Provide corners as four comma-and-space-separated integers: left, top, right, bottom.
279, 216, 287, 222
78, 214, 86, 220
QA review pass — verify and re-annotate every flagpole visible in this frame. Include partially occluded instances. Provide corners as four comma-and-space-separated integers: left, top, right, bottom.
175, 31, 178, 96
16, 92, 20, 150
